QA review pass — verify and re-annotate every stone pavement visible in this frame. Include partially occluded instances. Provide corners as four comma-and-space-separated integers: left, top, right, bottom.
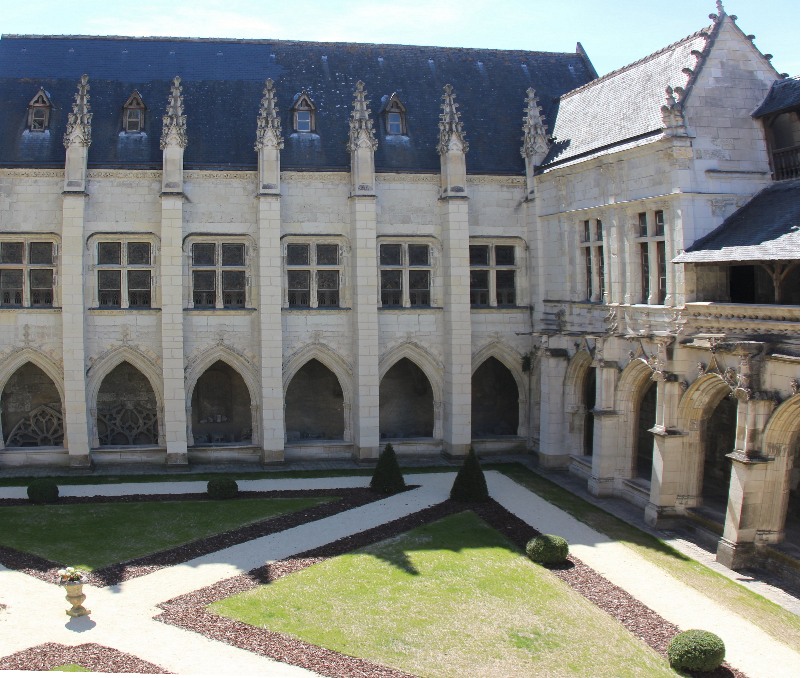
0, 471, 798, 677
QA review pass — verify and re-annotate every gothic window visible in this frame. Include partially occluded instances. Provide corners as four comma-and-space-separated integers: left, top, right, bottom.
378, 240, 431, 308
579, 218, 605, 302
383, 93, 407, 135
27, 89, 52, 132
0, 239, 55, 308
292, 92, 316, 133
634, 210, 667, 304
122, 91, 146, 133
188, 238, 250, 309
93, 237, 154, 309
284, 239, 342, 308
469, 240, 519, 307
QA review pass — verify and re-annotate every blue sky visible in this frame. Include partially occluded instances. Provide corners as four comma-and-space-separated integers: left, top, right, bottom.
2, 0, 798, 77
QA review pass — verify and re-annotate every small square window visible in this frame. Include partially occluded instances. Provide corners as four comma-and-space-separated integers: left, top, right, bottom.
654, 210, 665, 236
29, 242, 53, 265
31, 108, 48, 131
221, 243, 245, 267
595, 219, 603, 241
192, 270, 216, 307
288, 270, 311, 308
127, 242, 150, 265
287, 244, 309, 266
380, 244, 402, 266
469, 245, 489, 266
0, 242, 24, 264
0, 270, 23, 306
127, 270, 151, 308
470, 270, 489, 306
583, 220, 591, 243
495, 246, 515, 266
409, 270, 430, 307
295, 110, 311, 132
387, 112, 403, 135
98, 270, 122, 307
408, 244, 429, 266
192, 243, 216, 266
222, 270, 246, 308
316, 244, 339, 265
380, 270, 402, 307
29, 269, 53, 307
125, 108, 142, 133
496, 270, 516, 306
638, 212, 648, 237
98, 242, 122, 266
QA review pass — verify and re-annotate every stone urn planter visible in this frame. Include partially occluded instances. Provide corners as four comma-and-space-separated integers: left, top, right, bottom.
63, 582, 91, 617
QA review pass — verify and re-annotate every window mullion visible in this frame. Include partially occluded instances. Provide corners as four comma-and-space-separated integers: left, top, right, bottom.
22, 263, 30, 307
402, 267, 410, 308
648, 240, 659, 305
215, 267, 223, 309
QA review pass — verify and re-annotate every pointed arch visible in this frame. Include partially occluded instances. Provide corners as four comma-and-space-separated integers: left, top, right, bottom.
27, 87, 52, 131
87, 346, 165, 447
471, 342, 527, 438
0, 350, 65, 449
760, 394, 801, 538
616, 359, 658, 479
380, 344, 440, 440
284, 343, 352, 443
676, 373, 737, 507
563, 349, 594, 456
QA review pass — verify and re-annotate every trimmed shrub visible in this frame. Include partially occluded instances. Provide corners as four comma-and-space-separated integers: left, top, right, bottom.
27, 479, 59, 504
370, 443, 406, 494
449, 447, 489, 502
207, 478, 239, 500
667, 629, 725, 673
525, 534, 569, 565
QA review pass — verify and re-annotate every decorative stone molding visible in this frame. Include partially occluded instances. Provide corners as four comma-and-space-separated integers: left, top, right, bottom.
63, 74, 92, 149
661, 85, 688, 137
280, 171, 350, 183
161, 76, 187, 150
375, 173, 439, 184
254, 79, 284, 151
185, 170, 257, 181
437, 84, 468, 156
0, 169, 64, 178
87, 170, 163, 180
521, 87, 550, 166
346, 81, 378, 153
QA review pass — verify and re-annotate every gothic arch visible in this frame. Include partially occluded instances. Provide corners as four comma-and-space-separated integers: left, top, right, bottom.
760, 394, 801, 537
471, 342, 527, 438
86, 346, 165, 447
563, 350, 594, 456
380, 343, 442, 440
616, 359, 657, 480
185, 345, 260, 446
0, 349, 65, 449
676, 373, 735, 506
283, 343, 353, 442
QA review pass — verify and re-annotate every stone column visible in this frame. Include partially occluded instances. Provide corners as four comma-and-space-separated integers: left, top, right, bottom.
537, 344, 570, 467
255, 80, 285, 463
61, 75, 92, 467
159, 77, 188, 465
438, 85, 471, 458
588, 344, 620, 496
347, 82, 380, 461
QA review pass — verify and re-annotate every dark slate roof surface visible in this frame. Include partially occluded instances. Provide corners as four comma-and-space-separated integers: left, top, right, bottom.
542, 28, 711, 167
0, 35, 596, 173
752, 77, 800, 117
674, 180, 800, 263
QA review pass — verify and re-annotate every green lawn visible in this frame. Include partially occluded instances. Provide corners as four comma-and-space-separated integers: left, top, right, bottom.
499, 465, 800, 651
0, 496, 335, 570
210, 511, 677, 678
49, 665, 90, 672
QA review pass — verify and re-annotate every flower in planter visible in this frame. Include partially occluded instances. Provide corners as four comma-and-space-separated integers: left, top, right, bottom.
56, 566, 87, 585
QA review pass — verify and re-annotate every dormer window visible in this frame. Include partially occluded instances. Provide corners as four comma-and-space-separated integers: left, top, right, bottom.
383, 93, 407, 135
27, 89, 52, 132
123, 91, 146, 133
292, 92, 316, 133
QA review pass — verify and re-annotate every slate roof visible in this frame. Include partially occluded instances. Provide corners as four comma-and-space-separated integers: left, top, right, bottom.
752, 76, 800, 117
674, 180, 800, 263
541, 27, 712, 168
0, 34, 596, 174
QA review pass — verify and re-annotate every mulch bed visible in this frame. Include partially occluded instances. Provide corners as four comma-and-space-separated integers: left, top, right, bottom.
156, 498, 748, 678
0, 642, 170, 673
0, 488, 384, 587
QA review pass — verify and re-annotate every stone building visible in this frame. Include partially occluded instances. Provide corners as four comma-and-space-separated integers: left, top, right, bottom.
0, 4, 797, 568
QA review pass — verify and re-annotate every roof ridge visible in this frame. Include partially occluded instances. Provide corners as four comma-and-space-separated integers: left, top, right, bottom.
0, 33, 579, 57
557, 24, 713, 102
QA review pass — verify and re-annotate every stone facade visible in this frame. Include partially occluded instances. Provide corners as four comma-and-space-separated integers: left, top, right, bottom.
0, 8, 797, 568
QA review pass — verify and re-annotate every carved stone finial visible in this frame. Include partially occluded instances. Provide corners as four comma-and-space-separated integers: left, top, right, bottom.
437, 84, 468, 156
255, 78, 284, 151
346, 80, 378, 153
716, 0, 725, 15
161, 76, 187, 150
63, 74, 92, 148
521, 87, 550, 165
661, 85, 688, 137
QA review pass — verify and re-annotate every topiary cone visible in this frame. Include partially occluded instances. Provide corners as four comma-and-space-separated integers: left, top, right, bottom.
449, 447, 489, 502
370, 443, 406, 494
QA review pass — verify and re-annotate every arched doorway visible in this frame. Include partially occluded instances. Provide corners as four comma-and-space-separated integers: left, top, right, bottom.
190, 361, 252, 445
1, 362, 63, 447
285, 359, 344, 441
583, 367, 596, 456
635, 381, 657, 479
702, 395, 736, 509
96, 362, 158, 446
472, 357, 518, 437
379, 358, 433, 439
786, 434, 800, 545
